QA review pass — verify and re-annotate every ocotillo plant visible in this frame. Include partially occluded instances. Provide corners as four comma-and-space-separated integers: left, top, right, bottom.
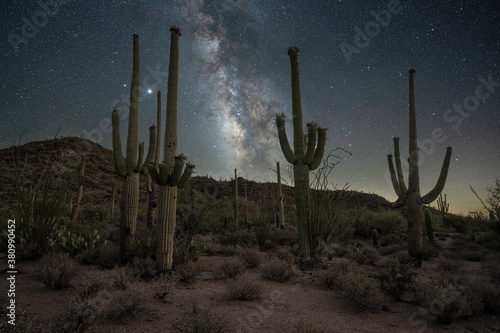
387, 69, 452, 266
275, 47, 326, 266
437, 193, 449, 215
112, 34, 156, 261
146, 91, 162, 242
234, 168, 239, 228
70, 155, 85, 222
276, 161, 285, 228
148, 27, 194, 273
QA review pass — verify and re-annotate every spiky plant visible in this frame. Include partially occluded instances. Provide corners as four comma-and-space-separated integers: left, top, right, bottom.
112, 34, 156, 261
387, 69, 452, 266
275, 47, 326, 268
148, 26, 194, 273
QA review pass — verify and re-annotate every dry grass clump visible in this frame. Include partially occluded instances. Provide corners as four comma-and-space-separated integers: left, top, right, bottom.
111, 266, 138, 290
225, 279, 262, 301
347, 245, 379, 265
95, 243, 120, 269
58, 296, 107, 333
261, 259, 296, 283
335, 263, 384, 310
107, 289, 143, 318
437, 256, 463, 272
213, 258, 245, 279
171, 302, 233, 333
154, 280, 173, 302
130, 256, 157, 278
178, 261, 200, 284
240, 249, 262, 268
37, 252, 77, 290
75, 271, 106, 300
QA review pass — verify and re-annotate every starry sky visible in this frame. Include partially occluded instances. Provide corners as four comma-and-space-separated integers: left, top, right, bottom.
1, 0, 499, 214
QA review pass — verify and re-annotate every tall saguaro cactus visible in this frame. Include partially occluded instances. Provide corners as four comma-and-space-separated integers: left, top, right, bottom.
276, 161, 285, 228
275, 47, 326, 265
148, 27, 194, 273
112, 34, 156, 261
387, 69, 452, 266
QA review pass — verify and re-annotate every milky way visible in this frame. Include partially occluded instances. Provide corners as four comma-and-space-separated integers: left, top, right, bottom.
1, 0, 499, 214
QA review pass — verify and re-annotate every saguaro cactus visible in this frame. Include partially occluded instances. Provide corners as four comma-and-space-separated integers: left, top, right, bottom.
276, 161, 285, 228
148, 27, 194, 273
387, 69, 452, 266
70, 155, 85, 222
437, 193, 449, 215
234, 168, 239, 228
424, 208, 434, 244
275, 47, 326, 265
112, 34, 156, 260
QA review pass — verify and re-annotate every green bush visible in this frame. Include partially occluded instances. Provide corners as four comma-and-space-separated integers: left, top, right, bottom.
379, 259, 417, 301
354, 209, 404, 238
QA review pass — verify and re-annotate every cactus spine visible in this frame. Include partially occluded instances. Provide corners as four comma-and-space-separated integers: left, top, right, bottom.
275, 47, 326, 265
112, 34, 156, 260
234, 168, 239, 228
148, 27, 194, 273
424, 208, 434, 244
70, 155, 85, 221
276, 161, 285, 228
387, 69, 452, 266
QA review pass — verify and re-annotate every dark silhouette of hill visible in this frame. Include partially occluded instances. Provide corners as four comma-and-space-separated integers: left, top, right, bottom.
0, 137, 397, 219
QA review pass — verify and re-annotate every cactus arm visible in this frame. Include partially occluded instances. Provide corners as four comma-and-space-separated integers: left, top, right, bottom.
288, 47, 305, 160
392, 197, 408, 208
135, 142, 144, 173
275, 113, 297, 164
303, 123, 317, 165
178, 163, 194, 189
308, 127, 326, 170
393, 137, 408, 194
169, 156, 185, 186
141, 126, 157, 173
112, 109, 127, 177
159, 163, 170, 185
164, 28, 180, 164
421, 146, 452, 204
155, 91, 162, 164
126, 34, 140, 172
387, 154, 403, 198
148, 164, 162, 185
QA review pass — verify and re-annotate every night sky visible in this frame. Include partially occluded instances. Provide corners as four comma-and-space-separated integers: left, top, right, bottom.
1, 0, 499, 214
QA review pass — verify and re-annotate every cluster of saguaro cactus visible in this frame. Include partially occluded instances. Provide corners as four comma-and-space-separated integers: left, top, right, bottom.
275, 47, 326, 266
276, 161, 285, 228
387, 69, 452, 266
148, 27, 194, 273
70, 155, 85, 222
437, 193, 449, 214
112, 33, 156, 261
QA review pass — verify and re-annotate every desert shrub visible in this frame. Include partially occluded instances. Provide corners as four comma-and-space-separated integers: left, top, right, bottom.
482, 257, 500, 282
253, 202, 274, 251
321, 269, 340, 290
214, 258, 245, 279
74, 247, 99, 265
37, 252, 77, 290
438, 256, 463, 272
130, 256, 157, 279
225, 279, 262, 301
335, 263, 384, 310
75, 271, 106, 300
111, 266, 137, 290
261, 259, 296, 283
154, 281, 172, 302
412, 276, 483, 323
348, 245, 379, 265
274, 226, 299, 247
171, 302, 233, 333
421, 238, 439, 260
95, 242, 120, 269
379, 259, 417, 301
204, 243, 237, 257
240, 249, 261, 268
59, 297, 106, 333
473, 281, 500, 314
107, 290, 143, 318
354, 209, 404, 238
178, 261, 200, 284
217, 230, 255, 248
